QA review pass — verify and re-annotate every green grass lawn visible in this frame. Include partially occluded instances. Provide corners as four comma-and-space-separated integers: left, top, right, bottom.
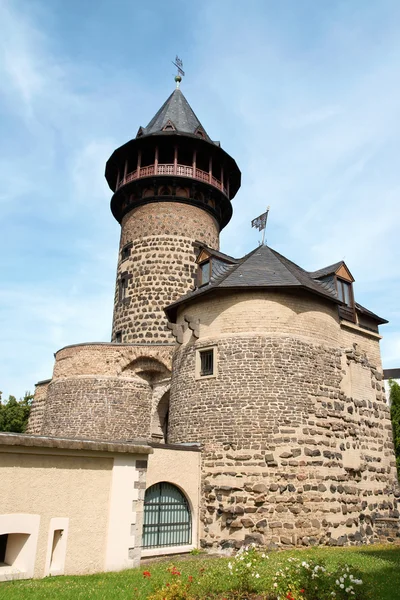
1, 545, 399, 600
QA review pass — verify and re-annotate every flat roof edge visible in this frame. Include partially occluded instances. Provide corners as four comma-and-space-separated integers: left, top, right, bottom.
0, 433, 152, 455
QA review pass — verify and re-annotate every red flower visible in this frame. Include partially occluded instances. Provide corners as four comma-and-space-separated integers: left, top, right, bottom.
300, 589, 305, 594
143, 570, 151, 578
188, 576, 193, 582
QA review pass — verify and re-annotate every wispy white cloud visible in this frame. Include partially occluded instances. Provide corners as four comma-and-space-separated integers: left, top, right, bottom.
1, 0, 400, 398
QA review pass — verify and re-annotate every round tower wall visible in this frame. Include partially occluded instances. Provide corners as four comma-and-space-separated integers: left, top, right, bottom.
169, 291, 398, 548
39, 343, 173, 441
112, 202, 219, 344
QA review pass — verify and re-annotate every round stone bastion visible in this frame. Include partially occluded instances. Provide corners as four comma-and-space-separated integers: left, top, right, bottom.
168, 290, 399, 549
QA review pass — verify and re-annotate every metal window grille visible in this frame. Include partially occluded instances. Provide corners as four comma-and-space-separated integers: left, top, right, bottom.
143, 482, 191, 549
200, 349, 213, 376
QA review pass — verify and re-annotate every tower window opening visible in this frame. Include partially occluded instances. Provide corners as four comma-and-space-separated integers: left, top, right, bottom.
121, 243, 132, 262
141, 147, 155, 168
337, 278, 353, 306
198, 260, 211, 286
115, 331, 122, 343
158, 145, 174, 164
119, 277, 128, 302
200, 349, 214, 376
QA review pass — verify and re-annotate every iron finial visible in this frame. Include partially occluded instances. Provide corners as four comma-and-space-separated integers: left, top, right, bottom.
172, 56, 185, 88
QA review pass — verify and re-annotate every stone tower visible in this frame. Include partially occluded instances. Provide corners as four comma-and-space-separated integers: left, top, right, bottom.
27, 83, 241, 443
105, 85, 241, 344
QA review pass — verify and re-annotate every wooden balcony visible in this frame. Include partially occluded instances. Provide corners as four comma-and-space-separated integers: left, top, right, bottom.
117, 163, 228, 196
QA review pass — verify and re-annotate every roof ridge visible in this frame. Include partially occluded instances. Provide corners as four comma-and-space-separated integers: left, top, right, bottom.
268, 246, 339, 301
309, 260, 345, 279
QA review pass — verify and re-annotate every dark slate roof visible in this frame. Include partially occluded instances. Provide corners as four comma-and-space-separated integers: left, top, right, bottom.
314, 274, 336, 296
309, 261, 344, 279
197, 244, 238, 264
139, 89, 213, 142
355, 302, 388, 325
383, 368, 400, 380
165, 245, 340, 320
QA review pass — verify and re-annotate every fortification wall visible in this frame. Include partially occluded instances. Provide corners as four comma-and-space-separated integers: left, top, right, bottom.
169, 292, 399, 549
33, 343, 173, 441
26, 380, 50, 435
112, 203, 219, 344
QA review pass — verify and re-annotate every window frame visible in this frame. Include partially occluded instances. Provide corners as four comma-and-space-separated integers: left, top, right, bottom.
121, 242, 133, 262
336, 277, 354, 307
195, 345, 217, 380
198, 259, 211, 287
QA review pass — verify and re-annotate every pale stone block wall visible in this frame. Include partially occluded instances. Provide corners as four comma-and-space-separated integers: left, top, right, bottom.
177, 291, 341, 347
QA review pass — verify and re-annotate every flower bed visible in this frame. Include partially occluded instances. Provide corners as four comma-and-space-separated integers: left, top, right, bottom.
146, 545, 366, 600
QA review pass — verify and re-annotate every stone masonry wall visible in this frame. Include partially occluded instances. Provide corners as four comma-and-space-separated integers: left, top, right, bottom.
169, 294, 399, 549
112, 203, 219, 344
26, 380, 50, 434
32, 343, 174, 441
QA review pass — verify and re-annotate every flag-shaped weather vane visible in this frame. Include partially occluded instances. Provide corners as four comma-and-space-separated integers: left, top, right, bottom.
251, 206, 270, 246
172, 56, 185, 88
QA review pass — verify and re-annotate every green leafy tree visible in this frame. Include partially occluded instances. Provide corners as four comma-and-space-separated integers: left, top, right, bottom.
0, 392, 33, 433
389, 379, 400, 478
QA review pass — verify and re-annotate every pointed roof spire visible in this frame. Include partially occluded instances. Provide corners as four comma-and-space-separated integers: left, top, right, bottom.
137, 88, 212, 142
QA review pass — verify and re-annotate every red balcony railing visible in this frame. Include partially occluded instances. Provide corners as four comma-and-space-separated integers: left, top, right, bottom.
117, 163, 228, 196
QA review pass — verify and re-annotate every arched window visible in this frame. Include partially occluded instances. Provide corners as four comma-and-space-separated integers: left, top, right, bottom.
143, 483, 191, 549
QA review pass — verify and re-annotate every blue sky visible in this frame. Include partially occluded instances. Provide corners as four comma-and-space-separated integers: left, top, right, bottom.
1, 0, 400, 399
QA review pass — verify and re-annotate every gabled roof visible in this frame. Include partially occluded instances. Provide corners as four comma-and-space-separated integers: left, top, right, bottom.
309, 261, 345, 279
196, 244, 238, 265
138, 89, 213, 142
310, 261, 354, 282
165, 245, 340, 321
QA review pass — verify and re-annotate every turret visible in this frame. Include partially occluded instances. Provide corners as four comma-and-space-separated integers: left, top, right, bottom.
105, 85, 241, 343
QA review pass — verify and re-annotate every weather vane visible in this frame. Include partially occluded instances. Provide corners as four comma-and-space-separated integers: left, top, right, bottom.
251, 206, 270, 246
172, 56, 185, 88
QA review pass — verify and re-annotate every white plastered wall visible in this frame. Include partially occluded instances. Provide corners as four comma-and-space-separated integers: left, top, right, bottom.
104, 455, 140, 571
0, 514, 40, 582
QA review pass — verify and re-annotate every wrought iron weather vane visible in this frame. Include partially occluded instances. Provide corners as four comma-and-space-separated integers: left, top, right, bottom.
251, 206, 270, 246
172, 56, 185, 88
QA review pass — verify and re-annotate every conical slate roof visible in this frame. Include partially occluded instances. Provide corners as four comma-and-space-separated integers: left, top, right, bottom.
138, 89, 212, 142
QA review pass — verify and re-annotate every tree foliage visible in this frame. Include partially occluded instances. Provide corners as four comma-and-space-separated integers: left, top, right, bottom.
389, 379, 400, 478
0, 392, 33, 433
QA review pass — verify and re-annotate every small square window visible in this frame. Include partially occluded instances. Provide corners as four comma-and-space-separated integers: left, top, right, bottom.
196, 347, 217, 379
121, 243, 132, 261
200, 349, 213, 376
